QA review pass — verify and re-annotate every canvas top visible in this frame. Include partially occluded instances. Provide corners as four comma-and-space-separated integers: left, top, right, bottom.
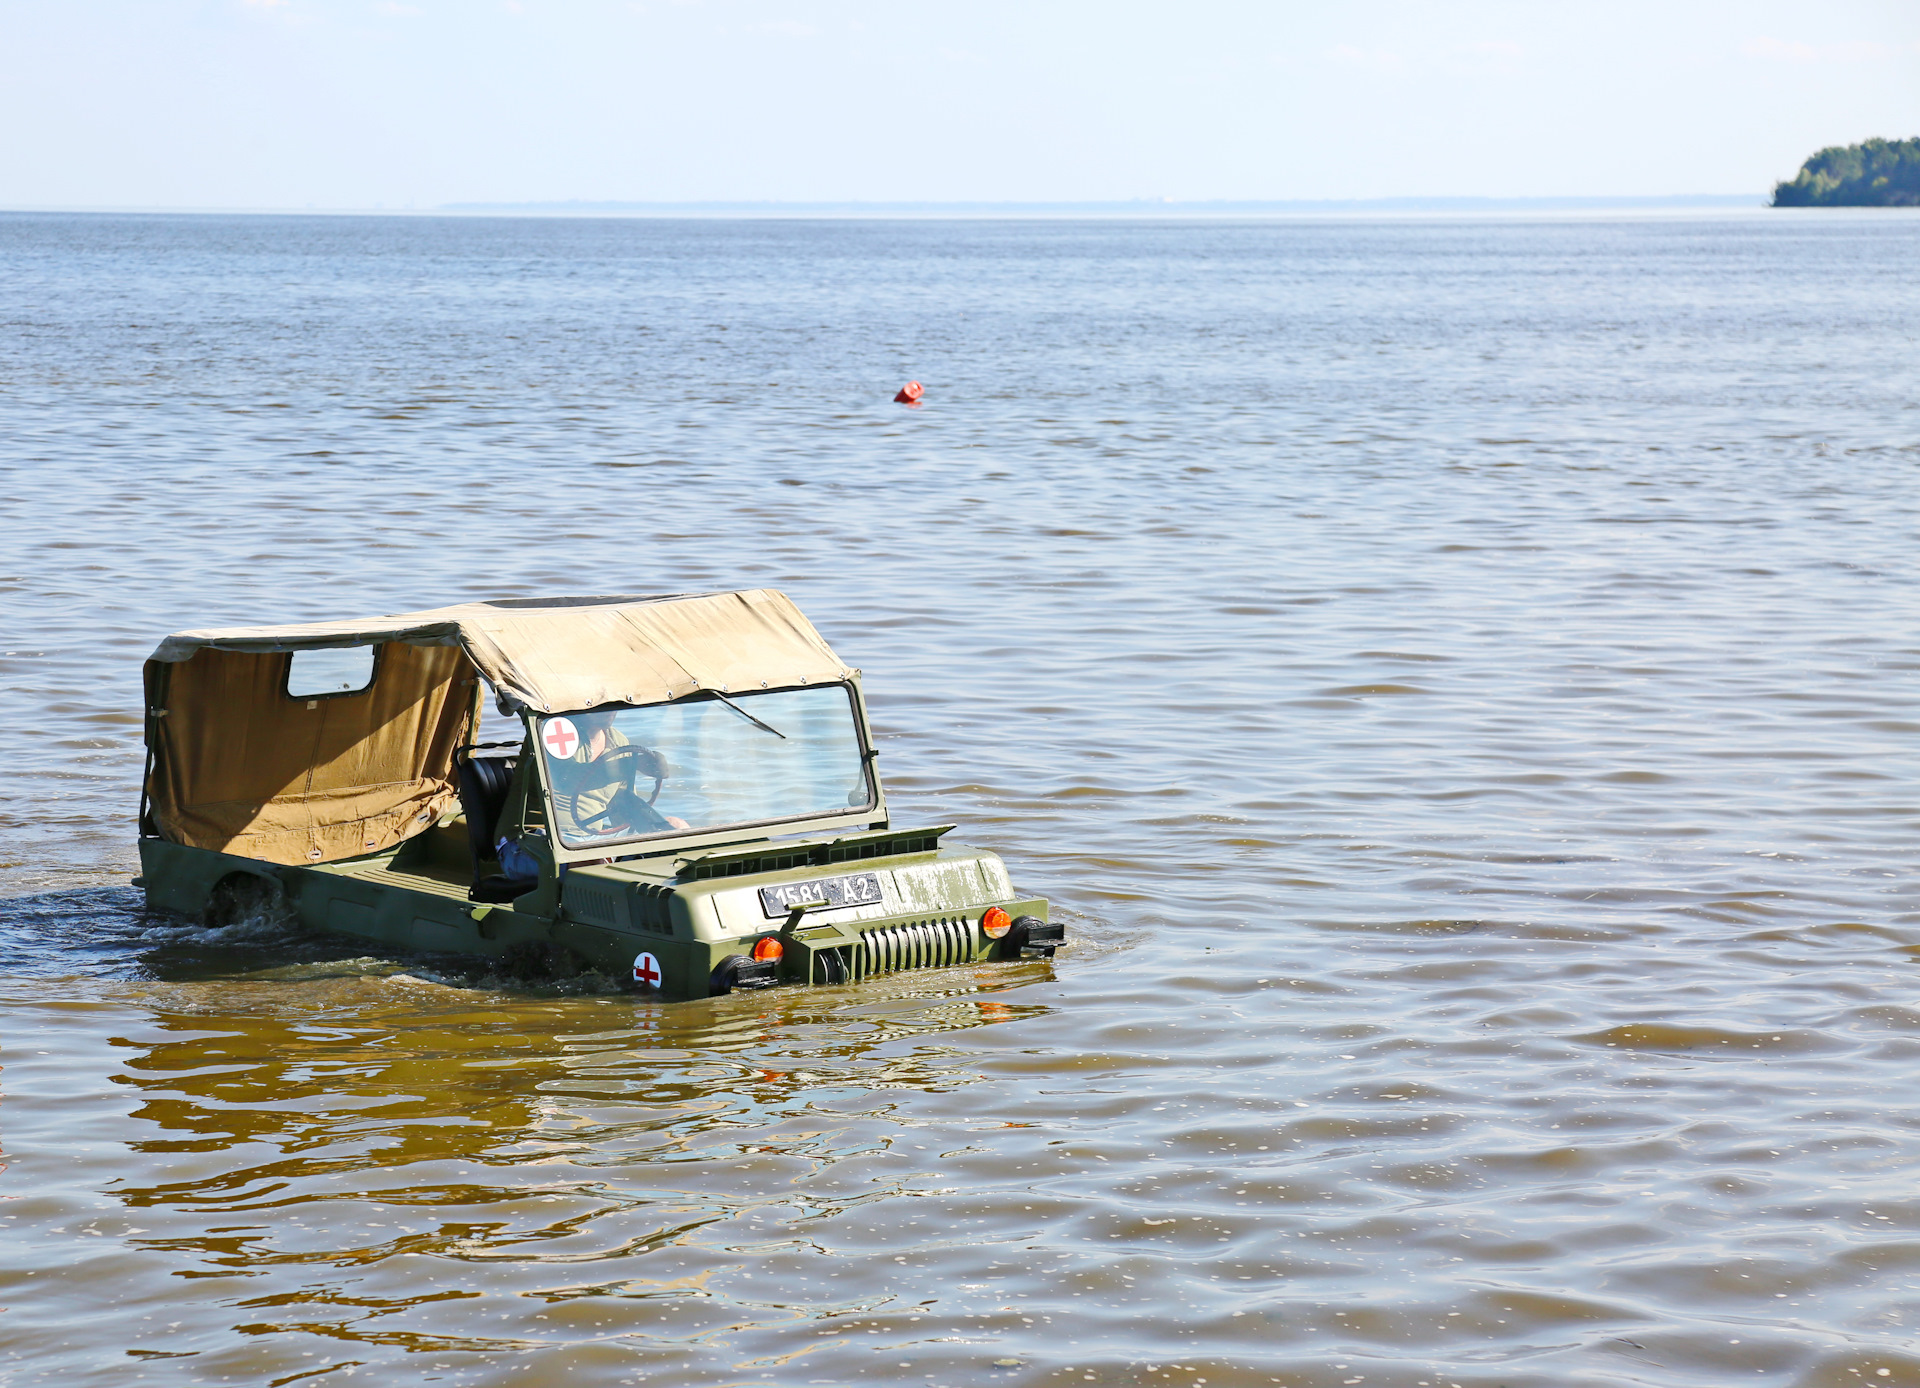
147, 589, 853, 714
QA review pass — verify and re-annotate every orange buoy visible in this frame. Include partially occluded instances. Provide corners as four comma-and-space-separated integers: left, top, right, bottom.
893, 381, 924, 404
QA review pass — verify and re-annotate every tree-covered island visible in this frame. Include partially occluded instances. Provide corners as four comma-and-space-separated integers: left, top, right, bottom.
1772, 137, 1920, 206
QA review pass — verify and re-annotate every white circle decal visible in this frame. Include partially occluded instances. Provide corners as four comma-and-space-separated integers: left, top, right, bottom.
542, 717, 580, 759
632, 952, 662, 989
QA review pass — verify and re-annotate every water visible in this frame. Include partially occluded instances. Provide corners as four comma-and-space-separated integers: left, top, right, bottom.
2, 209, 1918, 1386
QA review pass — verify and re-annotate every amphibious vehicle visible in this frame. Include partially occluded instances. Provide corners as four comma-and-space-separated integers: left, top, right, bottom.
136, 590, 1060, 1000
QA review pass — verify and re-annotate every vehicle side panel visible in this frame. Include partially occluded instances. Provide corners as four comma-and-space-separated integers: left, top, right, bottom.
139, 838, 1049, 1005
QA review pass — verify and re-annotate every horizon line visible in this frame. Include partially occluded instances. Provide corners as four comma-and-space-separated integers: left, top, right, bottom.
444, 193, 1764, 215
0, 193, 1776, 220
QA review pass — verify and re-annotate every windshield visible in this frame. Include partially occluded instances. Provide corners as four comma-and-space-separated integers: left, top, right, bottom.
536, 685, 873, 849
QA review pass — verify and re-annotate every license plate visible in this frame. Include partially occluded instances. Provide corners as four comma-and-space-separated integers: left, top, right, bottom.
760, 871, 884, 918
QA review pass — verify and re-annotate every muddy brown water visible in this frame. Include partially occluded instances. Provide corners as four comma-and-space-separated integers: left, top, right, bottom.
1, 210, 1918, 1386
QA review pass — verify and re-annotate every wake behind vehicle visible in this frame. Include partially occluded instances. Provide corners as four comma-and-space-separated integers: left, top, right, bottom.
135, 590, 1061, 1000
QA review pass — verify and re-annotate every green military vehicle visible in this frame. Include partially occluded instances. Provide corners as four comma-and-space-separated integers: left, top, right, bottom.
136, 590, 1061, 1001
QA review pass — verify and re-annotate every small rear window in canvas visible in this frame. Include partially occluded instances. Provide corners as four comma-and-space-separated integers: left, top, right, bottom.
286, 646, 378, 699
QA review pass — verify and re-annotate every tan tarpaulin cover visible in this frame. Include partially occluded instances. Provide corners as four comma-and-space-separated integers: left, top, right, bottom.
143, 591, 853, 866
144, 643, 478, 866
147, 590, 851, 714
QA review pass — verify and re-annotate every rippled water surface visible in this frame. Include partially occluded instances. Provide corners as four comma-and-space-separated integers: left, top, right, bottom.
3, 210, 1919, 1386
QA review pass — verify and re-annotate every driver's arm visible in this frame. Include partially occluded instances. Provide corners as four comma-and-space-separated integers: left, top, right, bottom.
571, 745, 691, 836
574, 769, 690, 834
572, 774, 624, 831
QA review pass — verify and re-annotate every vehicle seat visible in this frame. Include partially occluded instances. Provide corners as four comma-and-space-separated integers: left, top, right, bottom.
455, 752, 517, 880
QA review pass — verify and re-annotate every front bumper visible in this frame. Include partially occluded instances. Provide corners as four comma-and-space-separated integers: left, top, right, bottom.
701, 907, 1061, 995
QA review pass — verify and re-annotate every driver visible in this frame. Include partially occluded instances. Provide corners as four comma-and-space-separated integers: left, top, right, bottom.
553, 710, 690, 839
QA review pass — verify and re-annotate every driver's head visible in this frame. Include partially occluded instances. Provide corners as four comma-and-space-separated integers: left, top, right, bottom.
573, 709, 619, 755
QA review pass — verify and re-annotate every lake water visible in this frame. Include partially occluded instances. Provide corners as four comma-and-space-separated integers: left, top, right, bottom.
1, 209, 1917, 1387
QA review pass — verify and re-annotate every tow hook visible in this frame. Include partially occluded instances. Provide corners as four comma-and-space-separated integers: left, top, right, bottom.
710, 954, 779, 995
1005, 915, 1063, 959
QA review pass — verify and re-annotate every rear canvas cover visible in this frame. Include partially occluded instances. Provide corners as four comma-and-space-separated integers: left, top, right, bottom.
144, 643, 477, 866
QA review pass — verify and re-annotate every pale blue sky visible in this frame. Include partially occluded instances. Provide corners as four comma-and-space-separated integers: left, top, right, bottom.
3, 0, 1916, 208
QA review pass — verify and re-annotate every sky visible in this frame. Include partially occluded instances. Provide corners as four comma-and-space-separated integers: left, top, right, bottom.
1, 0, 1917, 209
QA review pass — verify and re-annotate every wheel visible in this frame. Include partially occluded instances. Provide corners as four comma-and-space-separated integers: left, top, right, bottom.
203, 874, 286, 930
498, 940, 587, 982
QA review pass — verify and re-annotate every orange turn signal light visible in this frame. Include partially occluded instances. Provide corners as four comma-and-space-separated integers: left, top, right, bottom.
751, 936, 784, 963
982, 907, 1012, 940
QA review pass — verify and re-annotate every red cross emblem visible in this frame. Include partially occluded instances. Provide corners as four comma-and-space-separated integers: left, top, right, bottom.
542, 717, 580, 759
632, 952, 662, 989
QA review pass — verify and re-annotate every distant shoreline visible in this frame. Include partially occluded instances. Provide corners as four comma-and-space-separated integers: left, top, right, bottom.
0, 194, 1798, 221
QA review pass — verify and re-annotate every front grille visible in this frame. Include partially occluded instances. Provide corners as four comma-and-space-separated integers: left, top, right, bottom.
677, 828, 953, 882
567, 885, 621, 927
852, 916, 974, 979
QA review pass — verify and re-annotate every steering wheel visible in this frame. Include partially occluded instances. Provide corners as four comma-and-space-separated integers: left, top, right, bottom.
598, 745, 668, 805
586, 745, 674, 834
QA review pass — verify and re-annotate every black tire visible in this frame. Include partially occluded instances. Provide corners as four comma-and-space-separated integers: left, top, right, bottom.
710, 954, 748, 996
203, 874, 285, 929
499, 940, 586, 982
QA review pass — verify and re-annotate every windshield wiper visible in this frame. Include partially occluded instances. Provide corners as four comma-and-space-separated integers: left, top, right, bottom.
708, 689, 787, 739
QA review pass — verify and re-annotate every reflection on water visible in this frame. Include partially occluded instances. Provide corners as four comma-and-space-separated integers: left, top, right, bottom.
3, 210, 1920, 1386
6, 913, 1075, 1383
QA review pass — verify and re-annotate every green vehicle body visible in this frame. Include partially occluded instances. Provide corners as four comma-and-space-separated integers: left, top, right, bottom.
138, 814, 1051, 1003
135, 593, 1059, 1001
